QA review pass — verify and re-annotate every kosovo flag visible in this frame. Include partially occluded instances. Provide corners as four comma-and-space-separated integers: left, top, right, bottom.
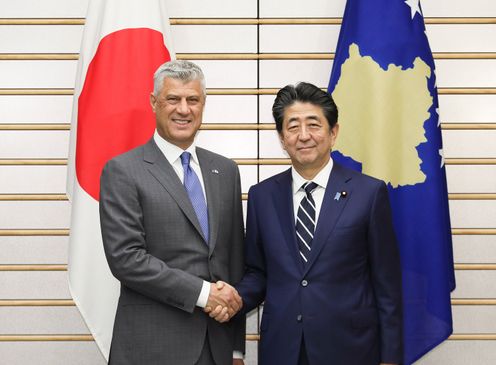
328, 0, 455, 363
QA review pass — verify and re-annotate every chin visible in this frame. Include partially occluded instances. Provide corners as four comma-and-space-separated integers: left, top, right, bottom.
294, 158, 315, 167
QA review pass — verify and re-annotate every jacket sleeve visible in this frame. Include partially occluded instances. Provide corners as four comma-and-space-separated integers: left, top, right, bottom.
99, 158, 203, 313
368, 181, 404, 363
235, 186, 268, 314
228, 164, 246, 354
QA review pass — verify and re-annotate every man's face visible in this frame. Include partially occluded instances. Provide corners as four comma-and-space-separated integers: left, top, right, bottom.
279, 101, 339, 173
150, 77, 205, 149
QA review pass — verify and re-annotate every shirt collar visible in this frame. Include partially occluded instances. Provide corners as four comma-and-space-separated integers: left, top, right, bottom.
153, 130, 199, 165
291, 157, 334, 195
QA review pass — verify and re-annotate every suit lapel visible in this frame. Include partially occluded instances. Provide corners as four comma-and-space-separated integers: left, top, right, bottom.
196, 148, 220, 254
304, 163, 353, 275
274, 169, 305, 273
143, 139, 206, 241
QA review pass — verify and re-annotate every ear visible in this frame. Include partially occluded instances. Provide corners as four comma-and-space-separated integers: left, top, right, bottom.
331, 123, 339, 138
150, 93, 157, 112
278, 132, 287, 151
330, 123, 339, 148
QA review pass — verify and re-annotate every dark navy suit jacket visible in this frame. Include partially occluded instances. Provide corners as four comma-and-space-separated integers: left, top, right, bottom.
236, 163, 403, 365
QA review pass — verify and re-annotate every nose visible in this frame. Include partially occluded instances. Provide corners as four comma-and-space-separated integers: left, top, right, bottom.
299, 125, 311, 141
176, 98, 189, 115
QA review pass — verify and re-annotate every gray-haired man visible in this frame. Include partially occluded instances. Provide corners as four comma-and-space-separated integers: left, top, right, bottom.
100, 60, 245, 365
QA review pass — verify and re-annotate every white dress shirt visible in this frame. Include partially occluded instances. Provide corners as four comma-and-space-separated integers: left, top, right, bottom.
153, 131, 210, 308
291, 157, 334, 224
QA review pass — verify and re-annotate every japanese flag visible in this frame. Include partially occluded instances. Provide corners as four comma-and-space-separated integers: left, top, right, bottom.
66, 0, 174, 359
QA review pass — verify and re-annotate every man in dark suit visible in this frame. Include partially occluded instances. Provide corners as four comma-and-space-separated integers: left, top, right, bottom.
100, 60, 245, 365
212, 82, 402, 364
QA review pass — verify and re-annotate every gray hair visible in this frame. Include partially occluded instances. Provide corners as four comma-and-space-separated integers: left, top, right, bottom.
153, 60, 206, 97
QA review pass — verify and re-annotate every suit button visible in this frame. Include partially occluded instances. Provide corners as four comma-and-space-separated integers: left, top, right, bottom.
301, 280, 308, 287
297, 314, 303, 322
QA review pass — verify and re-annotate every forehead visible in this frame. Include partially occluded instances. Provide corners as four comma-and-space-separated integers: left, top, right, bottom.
160, 77, 203, 96
283, 102, 325, 121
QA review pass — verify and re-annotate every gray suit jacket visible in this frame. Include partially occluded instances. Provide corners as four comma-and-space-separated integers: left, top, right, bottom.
100, 138, 245, 365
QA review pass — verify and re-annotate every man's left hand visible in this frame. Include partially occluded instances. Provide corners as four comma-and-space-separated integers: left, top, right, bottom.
233, 359, 244, 365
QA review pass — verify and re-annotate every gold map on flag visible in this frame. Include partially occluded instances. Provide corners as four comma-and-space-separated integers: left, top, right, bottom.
332, 43, 433, 187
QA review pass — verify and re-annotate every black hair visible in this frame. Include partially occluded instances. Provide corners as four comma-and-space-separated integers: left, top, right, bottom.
272, 82, 338, 133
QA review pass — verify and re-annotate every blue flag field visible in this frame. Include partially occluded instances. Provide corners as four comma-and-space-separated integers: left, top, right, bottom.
328, 0, 456, 363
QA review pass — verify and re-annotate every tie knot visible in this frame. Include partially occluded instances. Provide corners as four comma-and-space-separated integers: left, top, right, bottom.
302, 181, 318, 195
180, 152, 191, 167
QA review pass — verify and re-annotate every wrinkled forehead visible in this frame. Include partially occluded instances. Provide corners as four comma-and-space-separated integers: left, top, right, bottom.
283, 102, 326, 120
159, 77, 205, 96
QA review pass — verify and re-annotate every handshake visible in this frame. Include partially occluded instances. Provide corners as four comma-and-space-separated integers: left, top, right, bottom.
204, 281, 243, 323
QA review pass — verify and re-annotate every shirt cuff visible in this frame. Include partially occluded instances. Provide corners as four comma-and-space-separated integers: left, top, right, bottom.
233, 351, 244, 359
196, 280, 210, 308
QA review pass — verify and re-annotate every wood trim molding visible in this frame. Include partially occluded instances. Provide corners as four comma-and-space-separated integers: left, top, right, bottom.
1, 88, 496, 96
0, 265, 67, 271
1, 158, 496, 166
1, 193, 495, 201
0, 333, 495, 342
0, 300, 74, 306
2, 299, 496, 307
0, 229, 69, 236
1, 17, 495, 26
3, 52, 496, 61
3, 264, 496, 271
1, 123, 495, 131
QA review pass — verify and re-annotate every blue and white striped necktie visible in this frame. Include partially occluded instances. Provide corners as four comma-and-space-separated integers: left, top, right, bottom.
295, 181, 318, 263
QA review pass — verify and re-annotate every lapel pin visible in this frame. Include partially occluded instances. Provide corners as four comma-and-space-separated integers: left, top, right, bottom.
334, 191, 348, 201
211, 169, 219, 174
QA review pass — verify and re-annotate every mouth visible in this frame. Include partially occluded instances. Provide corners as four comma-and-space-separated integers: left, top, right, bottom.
297, 145, 316, 151
172, 119, 191, 125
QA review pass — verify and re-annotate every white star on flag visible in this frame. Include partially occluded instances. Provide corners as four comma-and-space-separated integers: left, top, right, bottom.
405, 0, 422, 19
436, 108, 441, 127
439, 149, 445, 168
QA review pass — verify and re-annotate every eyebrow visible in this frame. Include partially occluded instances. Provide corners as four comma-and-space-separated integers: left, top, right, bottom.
287, 115, 320, 123
164, 93, 200, 99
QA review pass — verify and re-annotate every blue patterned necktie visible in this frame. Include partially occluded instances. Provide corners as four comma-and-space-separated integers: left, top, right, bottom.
180, 152, 209, 243
296, 181, 318, 264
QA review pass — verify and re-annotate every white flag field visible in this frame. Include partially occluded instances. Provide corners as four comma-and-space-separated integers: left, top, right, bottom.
66, 0, 175, 359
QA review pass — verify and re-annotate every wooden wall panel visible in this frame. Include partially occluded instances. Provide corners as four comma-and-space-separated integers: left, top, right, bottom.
260, 0, 495, 18
0, 95, 73, 123
0, 201, 71, 229
446, 165, 496, 193
0, 166, 67, 193
0, 60, 259, 89
453, 271, 496, 298
439, 95, 496, 123
0, 307, 88, 334
2, 0, 257, 18
0, 343, 105, 365
0, 236, 68, 264
0, 272, 70, 299
260, 24, 496, 53
0, 26, 83, 53
258, 130, 496, 159
417, 341, 496, 365
453, 235, 496, 263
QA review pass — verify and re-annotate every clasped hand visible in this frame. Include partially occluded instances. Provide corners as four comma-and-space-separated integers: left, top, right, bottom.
204, 281, 242, 323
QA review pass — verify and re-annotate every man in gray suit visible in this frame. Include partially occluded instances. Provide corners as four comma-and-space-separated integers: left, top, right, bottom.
100, 60, 245, 365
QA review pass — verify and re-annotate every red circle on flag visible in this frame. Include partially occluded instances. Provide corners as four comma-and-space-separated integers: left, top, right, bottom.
76, 28, 170, 200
